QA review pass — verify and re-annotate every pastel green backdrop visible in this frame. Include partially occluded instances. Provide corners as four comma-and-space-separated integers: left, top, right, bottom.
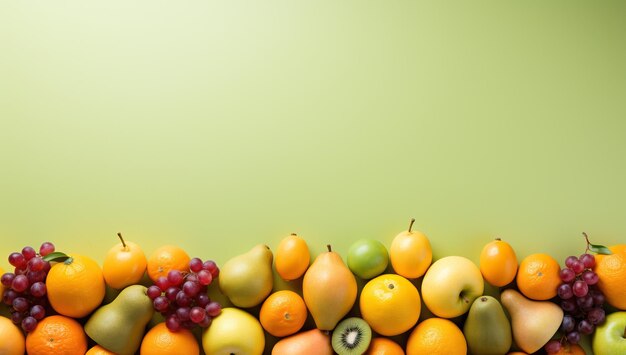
1, 1, 625, 274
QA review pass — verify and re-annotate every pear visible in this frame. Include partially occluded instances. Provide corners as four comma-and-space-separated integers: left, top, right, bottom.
303, 245, 357, 330
500, 289, 563, 354
219, 244, 273, 308
84, 284, 154, 355
463, 295, 512, 355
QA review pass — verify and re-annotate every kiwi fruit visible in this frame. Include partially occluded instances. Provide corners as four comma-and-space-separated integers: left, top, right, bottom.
331, 317, 372, 355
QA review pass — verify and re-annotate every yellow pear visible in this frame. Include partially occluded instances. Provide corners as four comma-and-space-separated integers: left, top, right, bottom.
389, 218, 432, 279
303, 245, 357, 330
500, 289, 563, 354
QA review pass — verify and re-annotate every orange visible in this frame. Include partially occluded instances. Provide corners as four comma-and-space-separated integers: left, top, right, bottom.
46, 254, 106, 318
259, 290, 308, 337
102, 233, 147, 289
406, 318, 467, 355
594, 245, 626, 310
516, 253, 560, 300
359, 274, 421, 336
147, 245, 191, 282
365, 337, 405, 355
480, 238, 518, 287
0, 316, 25, 355
554, 343, 585, 355
25, 315, 87, 355
86, 345, 117, 355
140, 322, 199, 355
507, 352, 528, 355
275, 233, 310, 281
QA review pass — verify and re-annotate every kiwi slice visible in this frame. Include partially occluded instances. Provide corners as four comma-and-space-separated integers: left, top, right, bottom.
332, 317, 372, 355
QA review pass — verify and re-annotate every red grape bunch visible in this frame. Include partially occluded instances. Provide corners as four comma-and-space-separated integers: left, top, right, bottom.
1, 242, 56, 332
147, 257, 222, 332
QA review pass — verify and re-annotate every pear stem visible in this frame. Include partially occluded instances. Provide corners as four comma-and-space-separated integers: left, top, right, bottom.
327, 244, 332, 252
117, 233, 127, 248
408, 218, 416, 233
291, 233, 297, 236
495, 237, 501, 241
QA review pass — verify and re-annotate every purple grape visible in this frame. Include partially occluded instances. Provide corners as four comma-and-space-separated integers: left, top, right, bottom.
582, 270, 599, 285
561, 299, 577, 312
565, 256, 578, 268
176, 307, 190, 321
545, 339, 562, 354
579, 253, 596, 268
559, 268, 576, 283
185, 274, 198, 283
576, 295, 594, 310
166, 315, 181, 332
8, 253, 26, 268
11, 311, 24, 324
30, 282, 46, 298
196, 293, 210, 307
147, 286, 162, 300
30, 304, 46, 320
577, 319, 594, 335
39, 242, 55, 256
203, 260, 217, 272
571, 260, 585, 274
165, 287, 179, 302
41, 261, 51, 273
155, 276, 170, 291
167, 270, 184, 286
205, 301, 221, 317
197, 270, 212, 286
21, 316, 37, 332
198, 315, 212, 327
3, 289, 17, 305
566, 331, 580, 344
22, 247, 37, 261
153, 296, 170, 312
189, 258, 203, 273
572, 280, 588, 297
11, 275, 29, 292
558, 283, 574, 299
12, 297, 29, 312
561, 314, 576, 333
189, 306, 206, 323
587, 307, 606, 325
27, 270, 46, 283
591, 292, 605, 306
28, 257, 45, 272
182, 281, 200, 297
175, 291, 192, 307
1, 273, 15, 287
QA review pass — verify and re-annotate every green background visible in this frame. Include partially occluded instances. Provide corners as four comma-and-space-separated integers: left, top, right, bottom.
1, 1, 625, 285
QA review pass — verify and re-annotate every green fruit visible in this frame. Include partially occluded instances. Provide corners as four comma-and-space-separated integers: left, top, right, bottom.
202, 307, 265, 355
218, 244, 273, 308
463, 295, 512, 355
593, 311, 626, 355
84, 285, 154, 355
347, 239, 389, 279
332, 317, 372, 355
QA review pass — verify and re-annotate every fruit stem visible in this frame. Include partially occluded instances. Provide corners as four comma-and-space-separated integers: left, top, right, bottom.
582, 232, 591, 253
327, 244, 332, 252
291, 232, 297, 236
117, 232, 127, 248
495, 237, 501, 241
408, 218, 416, 233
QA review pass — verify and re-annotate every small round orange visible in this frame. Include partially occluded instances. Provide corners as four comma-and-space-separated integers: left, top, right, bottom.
260, 290, 308, 337
480, 238, 518, 287
406, 318, 467, 355
275, 233, 310, 281
147, 245, 191, 282
26, 315, 87, 355
516, 253, 560, 300
0, 316, 25, 355
86, 345, 117, 355
365, 337, 405, 355
102, 233, 147, 289
140, 322, 199, 355
360, 274, 421, 336
553, 343, 585, 355
594, 245, 626, 310
46, 254, 106, 318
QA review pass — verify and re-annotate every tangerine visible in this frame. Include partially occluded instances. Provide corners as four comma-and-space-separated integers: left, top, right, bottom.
259, 290, 308, 337
406, 317, 467, 355
594, 245, 626, 310
25, 315, 87, 355
553, 343, 585, 355
102, 233, 147, 289
365, 337, 405, 355
0, 316, 25, 355
516, 253, 560, 300
275, 233, 310, 281
147, 245, 190, 282
140, 322, 199, 355
85, 345, 117, 355
480, 238, 518, 287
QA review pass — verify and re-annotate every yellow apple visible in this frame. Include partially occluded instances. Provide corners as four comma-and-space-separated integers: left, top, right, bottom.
202, 308, 265, 355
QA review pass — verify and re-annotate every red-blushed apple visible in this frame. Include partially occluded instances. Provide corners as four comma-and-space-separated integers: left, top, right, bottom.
593, 311, 626, 355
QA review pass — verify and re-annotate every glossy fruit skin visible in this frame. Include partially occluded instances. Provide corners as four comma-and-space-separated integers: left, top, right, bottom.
25, 315, 87, 355
140, 323, 199, 355
480, 238, 518, 287
406, 317, 467, 355
365, 337, 405, 355
347, 239, 389, 279
594, 245, 626, 310
202, 308, 265, 355
147, 245, 190, 282
389, 228, 432, 279
516, 253, 561, 300
360, 274, 420, 336
592, 311, 626, 355
272, 329, 333, 355
275, 234, 310, 281
85, 345, 117, 355
0, 316, 25, 355
259, 290, 307, 337
103, 240, 147, 289
46, 254, 106, 318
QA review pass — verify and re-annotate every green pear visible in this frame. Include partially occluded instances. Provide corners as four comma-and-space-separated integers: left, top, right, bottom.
84, 284, 154, 355
218, 244, 273, 308
463, 295, 512, 355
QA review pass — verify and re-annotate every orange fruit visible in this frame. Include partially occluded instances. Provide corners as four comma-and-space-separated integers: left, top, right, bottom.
259, 290, 308, 337
46, 254, 106, 318
406, 317, 467, 355
365, 337, 405, 355
480, 238, 518, 287
516, 253, 560, 300
140, 322, 199, 355
25, 315, 87, 355
102, 233, 147, 289
359, 274, 421, 336
507, 352, 528, 355
147, 245, 191, 282
594, 245, 626, 310
275, 233, 310, 281
389, 219, 432, 279
0, 316, 25, 355
554, 343, 585, 354
86, 345, 117, 355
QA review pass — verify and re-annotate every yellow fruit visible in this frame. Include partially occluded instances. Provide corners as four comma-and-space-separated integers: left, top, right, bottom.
479, 238, 518, 287
102, 233, 147, 289
360, 274, 421, 336
0, 316, 25, 355
140, 323, 199, 355
516, 253, 560, 300
365, 337, 405, 355
406, 318, 467, 355
85, 345, 117, 355
389, 219, 432, 279
594, 245, 626, 310
275, 233, 310, 281
259, 290, 308, 337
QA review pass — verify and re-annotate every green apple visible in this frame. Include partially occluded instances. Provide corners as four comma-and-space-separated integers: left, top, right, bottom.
347, 239, 389, 279
421, 256, 484, 318
593, 311, 626, 355
202, 307, 265, 355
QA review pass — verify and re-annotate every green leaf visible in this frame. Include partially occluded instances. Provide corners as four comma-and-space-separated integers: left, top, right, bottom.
42, 252, 70, 262
590, 244, 612, 255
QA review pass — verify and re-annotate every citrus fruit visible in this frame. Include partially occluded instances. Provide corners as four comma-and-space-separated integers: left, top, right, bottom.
147, 245, 191, 282
46, 254, 106, 318
594, 245, 626, 310
365, 337, 405, 355
259, 290, 308, 337
25, 315, 87, 355
102, 233, 147, 289
553, 343, 585, 355
516, 253, 560, 300
359, 274, 421, 336
275, 233, 310, 281
406, 317, 467, 355
480, 238, 518, 287
140, 322, 199, 355
0, 316, 25, 355
85, 345, 117, 355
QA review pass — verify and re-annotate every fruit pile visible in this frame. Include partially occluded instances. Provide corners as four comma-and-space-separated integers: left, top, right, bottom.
0, 222, 625, 355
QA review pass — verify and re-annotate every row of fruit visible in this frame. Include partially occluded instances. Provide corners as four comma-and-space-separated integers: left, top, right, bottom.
0, 221, 625, 354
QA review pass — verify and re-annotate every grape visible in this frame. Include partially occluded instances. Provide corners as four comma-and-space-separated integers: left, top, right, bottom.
189, 306, 206, 323
8, 253, 26, 268
572, 280, 588, 297
565, 256, 578, 268
12, 297, 29, 312
176, 291, 192, 307
28, 257, 45, 272
155, 276, 170, 291
189, 258, 203, 273
3, 289, 17, 305
579, 253, 596, 268
183, 281, 200, 298
198, 315, 212, 327
22, 247, 36, 261
587, 307, 605, 325
41, 261, 51, 273
185, 274, 198, 283
27, 270, 46, 283
566, 331, 580, 344
165, 287, 179, 302
196, 293, 210, 307
30, 282, 47, 298
577, 319, 594, 335
197, 270, 213, 286
561, 314, 576, 332
582, 270, 599, 285
167, 270, 184, 286
166, 315, 181, 332
1, 272, 15, 287
557, 284, 574, 299
39, 242, 55, 256
21, 316, 37, 332
176, 307, 191, 321
559, 268, 576, 283
203, 260, 217, 272
153, 296, 170, 312
591, 292, 605, 306
205, 301, 222, 317
12, 275, 29, 293
147, 286, 162, 300
545, 339, 562, 354
30, 305, 46, 320
576, 295, 594, 310
11, 311, 24, 324
570, 260, 585, 274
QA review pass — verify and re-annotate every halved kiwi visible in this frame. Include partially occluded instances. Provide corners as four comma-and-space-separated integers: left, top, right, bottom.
332, 317, 372, 355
